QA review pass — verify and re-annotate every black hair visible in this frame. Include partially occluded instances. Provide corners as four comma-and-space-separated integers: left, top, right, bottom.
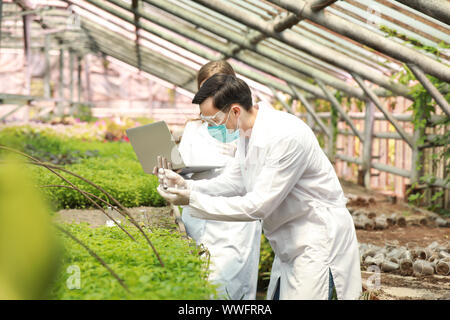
192, 74, 252, 111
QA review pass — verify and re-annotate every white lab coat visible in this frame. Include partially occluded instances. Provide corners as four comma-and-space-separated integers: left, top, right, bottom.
187, 102, 362, 300
178, 120, 262, 300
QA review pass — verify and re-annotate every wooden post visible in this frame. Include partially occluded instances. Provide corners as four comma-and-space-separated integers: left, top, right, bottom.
69, 50, 74, 114
69, 51, 74, 101
353, 73, 414, 147
408, 63, 450, 118
58, 48, 64, 115
84, 55, 92, 103
329, 106, 337, 164
410, 127, 425, 186
44, 35, 51, 99
361, 101, 375, 188
77, 55, 82, 103
317, 79, 364, 142
22, 14, 32, 96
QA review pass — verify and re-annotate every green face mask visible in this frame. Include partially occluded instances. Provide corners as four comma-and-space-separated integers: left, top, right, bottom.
204, 108, 240, 143
207, 123, 240, 143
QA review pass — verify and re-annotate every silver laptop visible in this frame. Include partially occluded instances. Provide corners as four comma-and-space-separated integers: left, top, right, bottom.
126, 121, 222, 175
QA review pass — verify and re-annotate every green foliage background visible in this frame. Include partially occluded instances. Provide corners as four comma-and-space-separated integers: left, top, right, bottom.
0, 126, 166, 209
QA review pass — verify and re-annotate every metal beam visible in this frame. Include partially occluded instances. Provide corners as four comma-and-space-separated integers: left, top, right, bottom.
316, 79, 365, 142
78, 13, 301, 96
266, 0, 450, 83
353, 73, 414, 148
362, 101, 375, 188
228, 12, 301, 56
44, 35, 51, 98
288, 85, 332, 137
335, 153, 362, 165
77, 56, 82, 103
407, 63, 450, 119
22, 12, 32, 95
0, 0, 3, 49
143, 0, 396, 100
58, 47, 65, 115
131, 0, 142, 70
372, 162, 411, 178
310, 0, 338, 11
393, 0, 450, 26
117, 0, 327, 99
81, 0, 317, 99
289, 84, 334, 159
192, 0, 411, 97
270, 88, 295, 115
81, 21, 198, 93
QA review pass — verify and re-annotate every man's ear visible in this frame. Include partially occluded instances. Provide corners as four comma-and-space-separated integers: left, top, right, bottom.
232, 104, 241, 117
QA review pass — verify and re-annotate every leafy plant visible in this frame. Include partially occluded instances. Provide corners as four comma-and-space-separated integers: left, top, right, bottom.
49, 223, 217, 300
0, 126, 166, 210
258, 234, 275, 294
380, 25, 449, 215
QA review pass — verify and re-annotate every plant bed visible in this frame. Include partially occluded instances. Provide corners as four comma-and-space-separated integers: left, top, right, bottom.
0, 125, 166, 210
49, 223, 217, 300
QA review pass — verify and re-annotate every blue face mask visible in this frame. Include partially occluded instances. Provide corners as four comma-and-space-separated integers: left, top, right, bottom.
206, 108, 240, 143
207, 124, 239, 143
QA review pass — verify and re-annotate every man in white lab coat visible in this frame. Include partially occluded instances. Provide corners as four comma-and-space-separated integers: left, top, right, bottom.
178, 119, 261, 300
155, 74, 362, 300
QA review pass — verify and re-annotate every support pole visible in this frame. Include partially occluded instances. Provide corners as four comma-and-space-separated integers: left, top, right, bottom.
22, 13, 32, 95
132, 0, 142, 70
58, 47, 64, 115
44, 35, 51, 98
410, 127, 425, 186
81, 0, 316, 99
310, 0, 338, 11
362, 101, 375, 189
77, 55, 82, 103
192, 0, 412, 96
270, 87, 296, 115
289, 85, 331, 137
84, 55, 92, 103
69, 50, 74, 114
394, 0, 450, 26
408, 63, 450, 119
316, 79, 364, 142
265, 0, 450, 83
0, 0, 3, 49
79, 0, 387, 100
289, 85, 334, 160
353, 73, 414, 147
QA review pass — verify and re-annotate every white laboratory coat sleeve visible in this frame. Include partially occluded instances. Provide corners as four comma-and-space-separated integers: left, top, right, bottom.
186, 152, 245, 197
189, 136, 307, 222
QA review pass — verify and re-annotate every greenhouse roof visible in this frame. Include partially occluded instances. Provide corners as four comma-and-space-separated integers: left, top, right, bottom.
1, 0, 450, 102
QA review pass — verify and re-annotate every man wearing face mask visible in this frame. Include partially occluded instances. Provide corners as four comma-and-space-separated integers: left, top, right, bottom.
155, 74, 362, 300
177, 61, 261, 300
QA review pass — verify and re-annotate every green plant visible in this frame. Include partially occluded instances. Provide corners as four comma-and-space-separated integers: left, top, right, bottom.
73, 104, 97, 122
49, 223, 217, 300
0, 126, 166, 210
382, 27, 450, 215
258, 234, 274, 293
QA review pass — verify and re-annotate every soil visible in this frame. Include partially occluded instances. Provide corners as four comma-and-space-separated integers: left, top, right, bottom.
54, 206, 178, 231
341, 180, 450, 300
356, 226, 449, 248
54, 180, 450, 300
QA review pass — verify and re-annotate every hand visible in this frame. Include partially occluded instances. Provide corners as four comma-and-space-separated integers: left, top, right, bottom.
157, 185, 190, 206
153, 156, 187, 189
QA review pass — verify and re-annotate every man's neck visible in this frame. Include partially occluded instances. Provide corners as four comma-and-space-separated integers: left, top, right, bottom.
241, 106, 258, 137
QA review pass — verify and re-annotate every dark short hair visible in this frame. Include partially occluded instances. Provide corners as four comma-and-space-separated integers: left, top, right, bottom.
192, 74, 252, 111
